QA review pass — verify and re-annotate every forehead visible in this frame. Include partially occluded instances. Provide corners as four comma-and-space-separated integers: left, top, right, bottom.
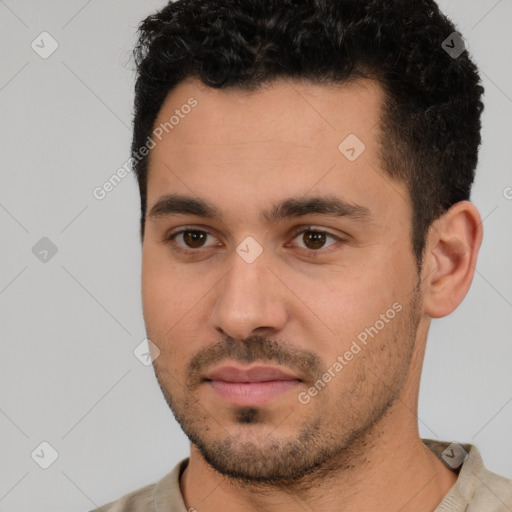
151, 76, 383, 150
145, 77, 410, 230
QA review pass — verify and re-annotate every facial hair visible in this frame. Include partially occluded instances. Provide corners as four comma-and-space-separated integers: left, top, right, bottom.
151, 280, 422, 490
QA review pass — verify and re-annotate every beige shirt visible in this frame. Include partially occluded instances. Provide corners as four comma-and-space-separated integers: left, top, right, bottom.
92, 440, 512, 511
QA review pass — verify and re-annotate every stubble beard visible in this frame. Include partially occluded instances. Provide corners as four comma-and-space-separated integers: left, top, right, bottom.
152, 284, 422, 489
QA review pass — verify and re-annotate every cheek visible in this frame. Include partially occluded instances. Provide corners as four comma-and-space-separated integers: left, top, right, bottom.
141, 245, 182, 331
141, 245, 214, 353
295, 261, 406, 354
141, 258, 191, 375
321, 267, 383, 316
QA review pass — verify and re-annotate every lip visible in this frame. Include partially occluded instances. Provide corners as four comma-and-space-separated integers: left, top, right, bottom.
205, 365, 300, 383
204, 365, 302, 406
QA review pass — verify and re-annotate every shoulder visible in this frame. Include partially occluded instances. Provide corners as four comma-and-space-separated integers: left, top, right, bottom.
90, 458, 190, 512
423, 439, 512, 511
468, 466, 512, 511
91, 482, 156, 512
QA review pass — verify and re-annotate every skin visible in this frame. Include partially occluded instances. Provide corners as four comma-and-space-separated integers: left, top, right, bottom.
141, 76, 483, 511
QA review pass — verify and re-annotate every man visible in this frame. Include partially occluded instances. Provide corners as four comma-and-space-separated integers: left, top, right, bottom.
94, 0, 512, 510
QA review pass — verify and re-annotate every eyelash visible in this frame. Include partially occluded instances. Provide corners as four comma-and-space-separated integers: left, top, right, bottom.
164, 225, 343, 256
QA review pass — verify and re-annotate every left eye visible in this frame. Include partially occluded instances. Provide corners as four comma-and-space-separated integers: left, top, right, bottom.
289, 227, 341, 251
166, 227, 341, 252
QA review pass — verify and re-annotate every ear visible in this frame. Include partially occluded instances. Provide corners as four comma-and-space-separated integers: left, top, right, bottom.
422, 201, 483, 318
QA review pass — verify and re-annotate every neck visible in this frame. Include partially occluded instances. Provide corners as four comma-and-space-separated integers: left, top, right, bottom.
179, 405, 457, 512
180, 323, 457, 511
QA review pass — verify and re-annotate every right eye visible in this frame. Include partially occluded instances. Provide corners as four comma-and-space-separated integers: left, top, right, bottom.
165, 227, 221, 252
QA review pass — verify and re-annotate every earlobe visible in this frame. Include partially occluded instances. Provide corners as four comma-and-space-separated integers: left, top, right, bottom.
422, 201, 483, 318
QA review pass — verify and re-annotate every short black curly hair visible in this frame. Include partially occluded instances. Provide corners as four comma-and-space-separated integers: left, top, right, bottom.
131, 0, 484, 268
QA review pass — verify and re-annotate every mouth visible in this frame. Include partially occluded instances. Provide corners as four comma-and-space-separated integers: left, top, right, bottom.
203, 364, 302, 406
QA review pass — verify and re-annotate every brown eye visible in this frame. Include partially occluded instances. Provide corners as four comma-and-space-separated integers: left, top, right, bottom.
182, 230, 207, 248
302, 231, 328, 250
291, 227, 340, 251
167, 228, 218, 251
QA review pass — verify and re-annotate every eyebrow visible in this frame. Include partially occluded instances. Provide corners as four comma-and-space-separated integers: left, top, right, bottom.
147, 193, 372, 225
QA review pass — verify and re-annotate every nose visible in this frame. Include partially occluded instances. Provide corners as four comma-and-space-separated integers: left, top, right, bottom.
209, 245, 288, 341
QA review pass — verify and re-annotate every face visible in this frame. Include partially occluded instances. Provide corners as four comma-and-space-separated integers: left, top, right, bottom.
141, 77, 423, 483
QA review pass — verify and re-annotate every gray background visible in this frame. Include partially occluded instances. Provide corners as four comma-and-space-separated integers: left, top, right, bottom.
1, 1, 511, 510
